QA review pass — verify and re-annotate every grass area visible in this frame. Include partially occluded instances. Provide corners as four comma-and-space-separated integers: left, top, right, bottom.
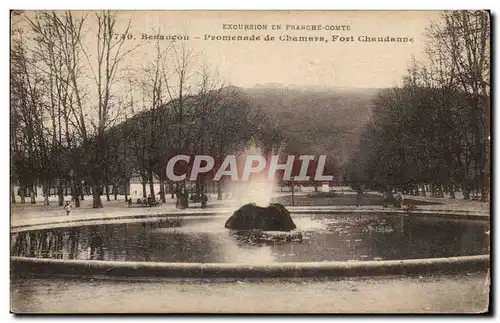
271, 193, 443, 207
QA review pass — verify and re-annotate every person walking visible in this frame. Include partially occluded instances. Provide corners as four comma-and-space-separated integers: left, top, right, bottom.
64, 201, 72, 216
201, 193, 208, 209
395, 191, 404, 208
356, 184, 364, 207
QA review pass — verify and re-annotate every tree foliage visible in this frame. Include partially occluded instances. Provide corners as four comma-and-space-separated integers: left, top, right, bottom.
347, 11, 490, 200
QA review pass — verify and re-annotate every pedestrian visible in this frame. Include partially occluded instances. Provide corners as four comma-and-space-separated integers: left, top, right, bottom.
356, 184, 364, 207
395, 191, 404, 208
175, 188, 180, 208
64, 201, 72, 216
201, 193, 208, 209
382, 189, 393, 207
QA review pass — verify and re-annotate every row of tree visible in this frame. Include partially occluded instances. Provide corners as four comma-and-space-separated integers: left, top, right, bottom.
10, 11, 285, 208
347, 11, 490, 201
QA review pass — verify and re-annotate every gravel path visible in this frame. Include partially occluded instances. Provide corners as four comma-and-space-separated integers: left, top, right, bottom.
11, 272, 490, 313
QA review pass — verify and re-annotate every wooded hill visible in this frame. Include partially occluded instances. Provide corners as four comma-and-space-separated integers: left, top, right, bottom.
242, 85, 380, 169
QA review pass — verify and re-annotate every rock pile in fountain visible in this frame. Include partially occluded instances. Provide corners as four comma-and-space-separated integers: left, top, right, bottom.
224, 203, 297, 231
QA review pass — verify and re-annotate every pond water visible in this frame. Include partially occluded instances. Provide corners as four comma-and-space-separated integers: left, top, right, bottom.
10, 214, 489, 263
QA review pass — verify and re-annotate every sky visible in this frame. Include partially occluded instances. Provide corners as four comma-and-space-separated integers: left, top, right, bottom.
14, 10, 442, 90
118, 10, 442, 89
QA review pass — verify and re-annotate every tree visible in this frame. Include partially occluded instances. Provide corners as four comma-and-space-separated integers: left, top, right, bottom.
83, 11, 139, 207
427, 11, 490, 200
349, 11, 490, 200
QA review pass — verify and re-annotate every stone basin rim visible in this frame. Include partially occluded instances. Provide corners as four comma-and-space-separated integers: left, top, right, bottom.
11, 208, 489, 232
11, 210, 490, 277
10, 255, 490, 279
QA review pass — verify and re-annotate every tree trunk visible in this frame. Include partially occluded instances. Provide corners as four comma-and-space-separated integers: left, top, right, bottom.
142, 181, 147, 198
74, 189, 80, 208
124, 181, 129, 202
20, 183, 26, 204
159, 178, 166, 203
105, 183, 111, 202
114, 185, 118, 200
217, 182, 223, 200
480, 170, 487, 201
421, 184, 426, 196
71, 177, 80, 208
29, 184, 36, 204
92, 186, 102, 208
58, 182, 64, 206
148, 170, 155, 202
43, 180, 50, 206
195, 178, 201, 196
11, 185, 16, 204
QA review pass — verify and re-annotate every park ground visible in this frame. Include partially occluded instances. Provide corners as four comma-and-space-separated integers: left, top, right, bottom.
10, 189, 490, 226
10, 189, 491, 314
11, 272, 489, 313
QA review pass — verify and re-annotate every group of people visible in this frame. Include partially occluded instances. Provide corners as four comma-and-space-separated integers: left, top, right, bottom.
383, 190, 404, 208
175, 188, 208, 209
127, 195, 162, 208
176, 188, 189, 209
355, 185, 405, 208
62, 190, 209, 215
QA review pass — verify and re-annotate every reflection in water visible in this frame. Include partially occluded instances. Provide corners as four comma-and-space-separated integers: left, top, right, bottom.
88, 227, 104, 260
11, 214, 489, 263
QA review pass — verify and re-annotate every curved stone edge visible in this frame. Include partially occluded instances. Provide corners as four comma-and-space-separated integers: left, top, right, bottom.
11, 255, 490, 279
11, 209, 488, 233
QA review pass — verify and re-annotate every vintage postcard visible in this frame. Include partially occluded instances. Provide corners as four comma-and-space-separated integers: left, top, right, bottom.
10, 10, 491, 314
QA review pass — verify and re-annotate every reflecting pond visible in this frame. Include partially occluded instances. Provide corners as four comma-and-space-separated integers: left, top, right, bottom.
11, 214, 489, 263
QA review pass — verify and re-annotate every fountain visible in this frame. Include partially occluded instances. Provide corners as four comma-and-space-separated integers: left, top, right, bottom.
224, 203, 296, 231
9, 147, 490, 279
221, 145, 302, 243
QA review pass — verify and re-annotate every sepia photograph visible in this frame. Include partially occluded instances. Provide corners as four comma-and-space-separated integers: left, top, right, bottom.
9, 9, 491, 314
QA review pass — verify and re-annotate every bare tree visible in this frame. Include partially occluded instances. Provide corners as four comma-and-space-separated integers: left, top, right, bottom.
135, 35, 169, 203
80, 11, 139, 207
427, 11, 490, 200
163, 42, 198, 154
10, 29, 45, 205
24, 11, 139, 208
25, 12, 89, 207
